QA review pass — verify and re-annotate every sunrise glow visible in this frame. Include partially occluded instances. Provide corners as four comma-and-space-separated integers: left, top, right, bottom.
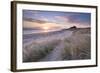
42, 26, 50, 30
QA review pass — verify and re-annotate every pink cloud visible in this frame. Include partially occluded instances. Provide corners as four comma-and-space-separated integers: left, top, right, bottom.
40, 16, 49, 21
55, 16, 69, 22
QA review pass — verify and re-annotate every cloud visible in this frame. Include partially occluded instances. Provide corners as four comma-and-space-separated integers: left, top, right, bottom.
67, 13, 91, 25
39, 16, 49, 21
23, 10, 90, 29
54, 16, 69, 22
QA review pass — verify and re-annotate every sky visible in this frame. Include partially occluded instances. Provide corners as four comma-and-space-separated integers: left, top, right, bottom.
23, 10, 91, 29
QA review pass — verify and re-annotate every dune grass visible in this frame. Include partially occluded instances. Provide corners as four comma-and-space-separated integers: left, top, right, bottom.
23, 40, 60, 62
23, 28, 91, 62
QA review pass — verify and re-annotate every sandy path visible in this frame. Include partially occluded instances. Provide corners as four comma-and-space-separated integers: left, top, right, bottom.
40, 41, 65, 61
40, 31, 73, 61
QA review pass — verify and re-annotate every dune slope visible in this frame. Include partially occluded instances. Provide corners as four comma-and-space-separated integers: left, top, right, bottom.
23, 28, 91, 62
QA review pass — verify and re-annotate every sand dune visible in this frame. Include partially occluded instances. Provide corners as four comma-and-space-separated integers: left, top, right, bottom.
23, 28, 91, 62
